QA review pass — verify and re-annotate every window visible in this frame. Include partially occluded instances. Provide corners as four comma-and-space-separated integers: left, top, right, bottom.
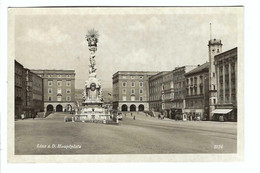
200, 86, 203, 94
131, 81, 135, 87
162, 103, 165, 109
57, 96, 62, 101
131, 89, 135, 94
140, 96, 143, 101
48, 88, 52, 94
213, 72, 215, 77
66, 96, 71, 101
200, 76, 203, 83
140, 76, 144, 79
48, 96, 52, 101
57, 81, 62, 86
122, 88, 126, 94
57, 88, 62, 94
213, 98, 216, 104
194, 77, 197, 84
139, 82, 143, 87
122, 82, 127, 87
139, 89, 143, 94
66, 81, 71, 86
48, 81, 53, 86
66, 89, 71, 94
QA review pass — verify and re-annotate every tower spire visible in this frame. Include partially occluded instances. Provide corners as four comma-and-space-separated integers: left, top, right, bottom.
210, 23, 212, 40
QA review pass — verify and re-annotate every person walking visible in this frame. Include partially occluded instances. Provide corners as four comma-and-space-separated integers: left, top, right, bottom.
133, 116, 135, 120
21, 112, 25, 120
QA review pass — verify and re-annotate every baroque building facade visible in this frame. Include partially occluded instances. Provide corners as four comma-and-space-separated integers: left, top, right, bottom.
149, 71, 169, 112
112, 71, 158, 112
31, 70, 76, 112
161, 66, 197, 119
213, 47, 237, 121
184, 62, 210, 120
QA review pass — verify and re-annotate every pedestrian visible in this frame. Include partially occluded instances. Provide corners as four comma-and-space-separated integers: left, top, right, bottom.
64, 116, 67, 122
133, 116, 135, 120
21, 112, 25, 120
131, 113, 132, 117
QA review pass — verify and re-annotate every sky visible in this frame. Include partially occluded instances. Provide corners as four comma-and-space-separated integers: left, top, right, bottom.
15, 8, 239, 89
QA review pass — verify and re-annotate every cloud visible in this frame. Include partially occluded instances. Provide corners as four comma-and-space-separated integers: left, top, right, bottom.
19, 26, 71, 45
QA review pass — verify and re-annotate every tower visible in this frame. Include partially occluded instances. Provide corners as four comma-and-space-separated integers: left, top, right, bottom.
208, 26, 222, 119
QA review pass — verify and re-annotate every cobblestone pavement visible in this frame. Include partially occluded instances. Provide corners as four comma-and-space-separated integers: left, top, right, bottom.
15, 112, 237, 154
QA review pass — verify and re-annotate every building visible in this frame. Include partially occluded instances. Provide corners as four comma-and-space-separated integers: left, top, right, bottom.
149, 71, 169, 112
15, 60, 44, 119
24, 69, 44, 118
31, 70, 76, 112
169, 66, 197, 119
161, 66, 196, 119
184, 62, 210, 120
112, 71, 158, 112
15, 60, 26, 119
208, 38, 223, 119
213, 47, 237, 121
161, 71, 174, 117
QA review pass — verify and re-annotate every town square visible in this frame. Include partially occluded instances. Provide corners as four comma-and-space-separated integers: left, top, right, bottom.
12, 7, 240, 155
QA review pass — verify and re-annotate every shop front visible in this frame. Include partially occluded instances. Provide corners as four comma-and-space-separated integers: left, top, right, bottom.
211, 108, 235, 121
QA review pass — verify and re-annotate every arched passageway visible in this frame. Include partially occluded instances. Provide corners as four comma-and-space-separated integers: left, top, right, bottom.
56, 104, 63, 112
138, 104, 144, 111
47, 104, 54, 111
130, 104, 136, 111
122, 104, 128, 111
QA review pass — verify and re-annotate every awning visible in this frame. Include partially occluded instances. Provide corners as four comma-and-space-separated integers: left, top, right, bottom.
212, 109, 232, 114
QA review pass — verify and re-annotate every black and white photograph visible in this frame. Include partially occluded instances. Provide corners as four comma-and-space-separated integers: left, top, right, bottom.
7, 7, 243, 162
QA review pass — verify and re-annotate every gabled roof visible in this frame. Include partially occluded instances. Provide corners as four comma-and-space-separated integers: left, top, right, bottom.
184, 62, 209, 76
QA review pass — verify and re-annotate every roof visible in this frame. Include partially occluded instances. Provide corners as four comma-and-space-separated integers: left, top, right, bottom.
112, 71, 159, 78
214, 47, 237, 59
184, 62, 209, 76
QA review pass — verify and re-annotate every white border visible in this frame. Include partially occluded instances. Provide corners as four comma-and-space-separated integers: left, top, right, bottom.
0, 0, 258, 173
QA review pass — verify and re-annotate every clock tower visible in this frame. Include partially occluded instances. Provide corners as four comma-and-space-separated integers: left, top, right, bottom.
208, 38, 222, 119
